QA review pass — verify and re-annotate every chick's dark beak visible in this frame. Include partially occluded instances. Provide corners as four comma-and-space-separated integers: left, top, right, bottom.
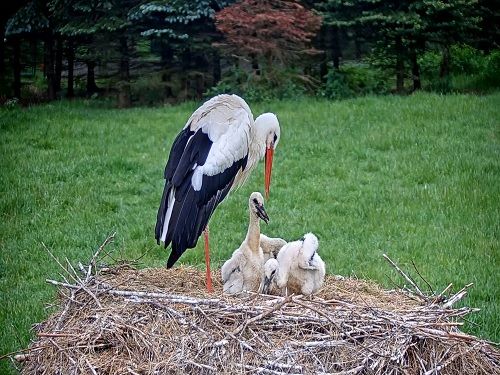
256, 203, 269, 224
262, 276, 271, 294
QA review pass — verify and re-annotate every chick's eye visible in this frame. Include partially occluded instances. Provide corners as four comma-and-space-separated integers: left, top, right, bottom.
271, 270, 276, 275
253, 198, 259, 205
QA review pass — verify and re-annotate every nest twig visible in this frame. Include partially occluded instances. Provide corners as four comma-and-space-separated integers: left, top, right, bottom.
7, 237, 500, 374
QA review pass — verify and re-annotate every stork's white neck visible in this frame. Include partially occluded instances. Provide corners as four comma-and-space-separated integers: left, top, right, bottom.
232, 112, 279, 191
245, 210, 261, 253
248, 131, 267, 169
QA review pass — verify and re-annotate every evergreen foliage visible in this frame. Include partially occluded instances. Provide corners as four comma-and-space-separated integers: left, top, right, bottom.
5, 2, 50, 36
0, 0, 498, 104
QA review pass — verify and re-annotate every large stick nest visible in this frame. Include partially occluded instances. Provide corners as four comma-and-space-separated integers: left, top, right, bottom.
14, 237, 500, 374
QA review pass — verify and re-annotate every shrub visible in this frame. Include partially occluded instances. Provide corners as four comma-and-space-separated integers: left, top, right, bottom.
130, 74, 169, 106
419, 46, 499, 93
419, 50, 442, 80
203, 68, 247, 98
321, 69, 353, 99
450, 44, 486, 75
483, 50, 500, 85
3, 97, 20, 109
420, 44, 486, 78
204, 67, 309, 102
428, 76, 453, 94
322, 63, 391, 100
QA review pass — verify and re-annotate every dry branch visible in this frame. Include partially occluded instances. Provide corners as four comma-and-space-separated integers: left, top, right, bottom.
443, 283, 474, 309
382, 253, 428, 301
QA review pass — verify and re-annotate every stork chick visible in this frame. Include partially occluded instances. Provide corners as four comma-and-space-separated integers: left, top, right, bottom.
221, 192, 269, 294
260, 258, 283, 295
261, 233, 325, 296
260, 234, 287, 261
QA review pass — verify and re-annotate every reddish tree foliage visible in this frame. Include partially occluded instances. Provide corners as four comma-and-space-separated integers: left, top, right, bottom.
215, 0, 322, 65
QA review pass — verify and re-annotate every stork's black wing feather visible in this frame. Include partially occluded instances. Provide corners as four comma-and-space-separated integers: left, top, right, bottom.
156, 126, 248, 268
166, 155, 247, 268
165, 128, 194, 180
155, 127, 193, 242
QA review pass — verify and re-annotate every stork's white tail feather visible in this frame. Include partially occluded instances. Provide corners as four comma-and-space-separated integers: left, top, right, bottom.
302, 232, 318, 257
160, 188, 176, 242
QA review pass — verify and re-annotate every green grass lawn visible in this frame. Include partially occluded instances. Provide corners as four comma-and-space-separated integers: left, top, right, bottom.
1, 92, 499, 372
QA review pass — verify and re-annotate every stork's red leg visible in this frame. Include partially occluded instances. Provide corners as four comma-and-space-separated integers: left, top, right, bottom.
204, 227, 213, 293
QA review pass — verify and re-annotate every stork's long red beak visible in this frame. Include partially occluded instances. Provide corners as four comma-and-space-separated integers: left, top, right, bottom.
265, 147, 274, 200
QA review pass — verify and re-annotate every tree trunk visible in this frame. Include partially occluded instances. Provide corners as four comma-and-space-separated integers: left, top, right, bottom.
192, 53, 207, 99
54, 37, 63, 92
0, 25, 5, 79
410, 50, 421, 91
117, 82, 131, 108
86, 60, 99, 96
13, 38, 21, 98
439, 45, 450, 78
194, 72, 204, 99
266, 53, 273, 79
118, 35, 131, 108
67, 40, 74, 98
181, 48, 192, 69
235, 59, 242, 85
318, 26, 328, 82
212, 49, 221, 85
181, 48, 192, 99
119, 36, 130, 81
160, 42, 173, 67
395, 35, 405, 94
44, 34, 56, 100
319, 59, 328, 82
31, 39, 37, 76
251, 53, 260, 76
331, 26, 341, 70
354, 36, 362, 59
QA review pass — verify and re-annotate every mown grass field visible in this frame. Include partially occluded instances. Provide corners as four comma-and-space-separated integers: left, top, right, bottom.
1, 93, 499, 372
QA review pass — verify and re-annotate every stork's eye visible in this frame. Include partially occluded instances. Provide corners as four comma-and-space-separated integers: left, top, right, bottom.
253, 198, 259, 205
273, 133, 278, 143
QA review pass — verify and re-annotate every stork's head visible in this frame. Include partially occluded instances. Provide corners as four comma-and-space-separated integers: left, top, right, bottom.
255, 113, 280, 200
261, 258, 279, 294
249, 192, 269, 224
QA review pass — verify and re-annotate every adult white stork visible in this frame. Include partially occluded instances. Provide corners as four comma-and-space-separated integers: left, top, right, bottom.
155, 94, 280, 292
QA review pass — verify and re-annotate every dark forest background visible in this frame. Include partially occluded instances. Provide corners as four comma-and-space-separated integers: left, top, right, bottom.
1, 0, 499, 107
